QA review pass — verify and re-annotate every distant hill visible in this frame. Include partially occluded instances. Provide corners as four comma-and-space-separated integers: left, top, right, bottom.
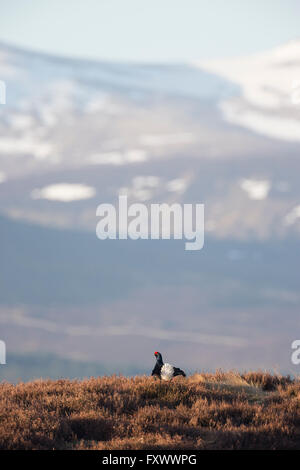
1, 213, 300, 378
0, 352, 146, 383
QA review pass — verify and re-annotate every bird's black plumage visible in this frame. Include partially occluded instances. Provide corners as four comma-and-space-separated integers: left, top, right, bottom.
152, 351, 163, 377
151, 351, 186, 380
151, 362, 162, 377
173, 367, 186, 377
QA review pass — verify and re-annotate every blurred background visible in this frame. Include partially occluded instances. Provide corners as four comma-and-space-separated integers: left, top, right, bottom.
0, 0, 300, 381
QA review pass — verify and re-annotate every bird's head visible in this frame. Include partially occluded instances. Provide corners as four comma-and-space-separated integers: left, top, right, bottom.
154, 351, 163, 363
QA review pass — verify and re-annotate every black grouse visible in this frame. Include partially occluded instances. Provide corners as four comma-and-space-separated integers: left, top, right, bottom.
151, 351, 186, 381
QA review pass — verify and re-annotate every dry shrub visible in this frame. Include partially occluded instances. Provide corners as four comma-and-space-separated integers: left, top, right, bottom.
0, 371, 299, 450
66, 412, 113, 441
242, 371, 293, 391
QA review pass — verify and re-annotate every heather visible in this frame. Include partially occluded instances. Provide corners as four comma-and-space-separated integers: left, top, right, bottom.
0, 371, 299, 450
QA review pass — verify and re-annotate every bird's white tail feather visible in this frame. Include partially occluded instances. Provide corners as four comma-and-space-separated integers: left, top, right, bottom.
161, 363, 174, 381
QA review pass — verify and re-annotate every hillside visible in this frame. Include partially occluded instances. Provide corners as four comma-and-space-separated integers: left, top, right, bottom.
0, 371, 299, 450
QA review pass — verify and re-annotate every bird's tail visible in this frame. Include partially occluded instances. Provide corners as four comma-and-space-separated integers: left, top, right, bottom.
173, 367, 186, 377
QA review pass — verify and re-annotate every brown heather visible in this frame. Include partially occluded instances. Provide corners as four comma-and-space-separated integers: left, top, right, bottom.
0, 371, 300, 450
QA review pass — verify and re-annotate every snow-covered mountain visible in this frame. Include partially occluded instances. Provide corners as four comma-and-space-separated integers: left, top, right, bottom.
0, 42, 237, 178
0, 41, 299, 240
196, 40, 300, 142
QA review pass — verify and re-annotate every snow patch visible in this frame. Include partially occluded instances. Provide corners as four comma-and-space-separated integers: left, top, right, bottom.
9, 114, 35, 130
0, 136, 53, 160
239, 179, 271, 200
89, 149, 147, 166
119, 175, 161, 202
220, 101, 300, 142
196, 40, 300, 142
167, 178, 189, 194
0, 171, 6, 183
139, 133, 194, 147
31, 183, 96, 202
284, 205, 300, 226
